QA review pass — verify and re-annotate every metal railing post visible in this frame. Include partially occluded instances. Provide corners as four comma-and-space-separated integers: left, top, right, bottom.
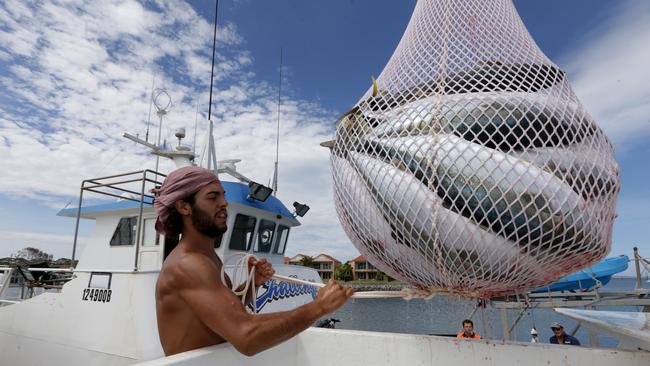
133, 171, 148, 271
634, 246, 642, 289
71, 182, 86, 266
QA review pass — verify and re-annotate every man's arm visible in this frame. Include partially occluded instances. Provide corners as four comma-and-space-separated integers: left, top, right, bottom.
174, 254, 352, 357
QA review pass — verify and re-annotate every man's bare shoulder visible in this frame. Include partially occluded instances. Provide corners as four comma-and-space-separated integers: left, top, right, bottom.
159, 250, 220, 291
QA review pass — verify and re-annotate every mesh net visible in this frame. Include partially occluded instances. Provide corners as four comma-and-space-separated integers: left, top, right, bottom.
330, 0, 620, 298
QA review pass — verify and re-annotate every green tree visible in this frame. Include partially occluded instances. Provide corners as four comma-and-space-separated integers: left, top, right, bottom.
299, 256, 314, 267
334, 263, 353, 282
376, 271, 385, 281
13, 247, 53, 262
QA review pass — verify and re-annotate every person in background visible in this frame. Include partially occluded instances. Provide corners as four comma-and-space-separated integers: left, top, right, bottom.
549, 322, 580, 346
456, 319, 481, 339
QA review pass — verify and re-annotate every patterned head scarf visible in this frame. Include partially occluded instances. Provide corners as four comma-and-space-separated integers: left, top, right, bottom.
152, 166, 219, 235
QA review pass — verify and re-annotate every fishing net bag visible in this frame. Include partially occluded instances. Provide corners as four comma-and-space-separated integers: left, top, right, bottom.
330, 0, 620, 297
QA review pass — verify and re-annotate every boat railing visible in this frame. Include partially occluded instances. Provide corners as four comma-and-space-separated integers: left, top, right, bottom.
0, 264, 76, 303
0, 267, 13, 302
70, 169, 166, 271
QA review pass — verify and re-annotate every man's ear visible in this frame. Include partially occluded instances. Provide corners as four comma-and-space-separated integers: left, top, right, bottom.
174, 200, 192, 216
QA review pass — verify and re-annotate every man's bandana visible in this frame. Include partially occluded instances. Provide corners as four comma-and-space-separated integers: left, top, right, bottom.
152, 166, 219, 235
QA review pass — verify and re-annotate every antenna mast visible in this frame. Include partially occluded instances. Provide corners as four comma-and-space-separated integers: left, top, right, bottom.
271, 48, 283, 194
153, 88, 172, 173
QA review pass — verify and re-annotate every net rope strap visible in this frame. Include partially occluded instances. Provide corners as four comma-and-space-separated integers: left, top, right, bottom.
220, 253, 443, 307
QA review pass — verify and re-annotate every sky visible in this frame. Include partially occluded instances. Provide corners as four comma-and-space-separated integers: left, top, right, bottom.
0, 0, 648, 276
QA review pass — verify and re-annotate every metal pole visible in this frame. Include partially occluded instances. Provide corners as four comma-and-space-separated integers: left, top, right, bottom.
71, 183, 86, 266
133, 172, 147, 271
155, 111, 164, 173
634, 246, 642, 289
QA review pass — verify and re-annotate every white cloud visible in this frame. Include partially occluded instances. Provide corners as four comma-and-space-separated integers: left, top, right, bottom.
0, 0, 360, 262
560, 0, 650, 152
0, 230, 88, 260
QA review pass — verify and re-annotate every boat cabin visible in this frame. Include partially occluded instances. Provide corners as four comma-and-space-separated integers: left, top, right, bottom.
57, 170, 300, 272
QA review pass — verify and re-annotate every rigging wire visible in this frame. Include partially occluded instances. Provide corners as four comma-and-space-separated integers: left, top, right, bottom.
207, 0, 220, 121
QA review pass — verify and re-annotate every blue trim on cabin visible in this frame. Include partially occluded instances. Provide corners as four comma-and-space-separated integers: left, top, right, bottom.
57, 181, 295, 218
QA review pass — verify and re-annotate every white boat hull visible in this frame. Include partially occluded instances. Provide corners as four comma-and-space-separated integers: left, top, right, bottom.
0, 264, 321, 366
132, 327, 650, 366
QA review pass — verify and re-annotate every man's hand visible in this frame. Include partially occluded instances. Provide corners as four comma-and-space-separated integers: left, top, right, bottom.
314, 279, 355, 314
248, 257, 275, 287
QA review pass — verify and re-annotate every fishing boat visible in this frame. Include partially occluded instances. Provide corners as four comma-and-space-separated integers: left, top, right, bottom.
2, 0, 649, 364
531, 255, 630, 293
0, 128, 322, 365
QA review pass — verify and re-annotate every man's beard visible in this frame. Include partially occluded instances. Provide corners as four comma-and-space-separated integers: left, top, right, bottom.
191, 204, 227, 237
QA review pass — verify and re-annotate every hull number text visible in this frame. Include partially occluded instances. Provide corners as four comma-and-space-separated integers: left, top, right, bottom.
82, 288, 112, 303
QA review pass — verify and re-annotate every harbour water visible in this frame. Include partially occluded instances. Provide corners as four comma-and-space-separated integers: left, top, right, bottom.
328, 277, 650, 348
4, 277, 647, 348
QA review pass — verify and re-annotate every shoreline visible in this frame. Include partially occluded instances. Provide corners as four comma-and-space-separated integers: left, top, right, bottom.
343, 282, 407, 292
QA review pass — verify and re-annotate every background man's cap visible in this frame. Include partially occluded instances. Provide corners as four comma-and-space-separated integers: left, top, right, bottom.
550, 322, 563, 329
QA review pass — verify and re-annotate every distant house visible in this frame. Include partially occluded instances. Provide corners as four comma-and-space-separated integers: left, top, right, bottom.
348, 255, 380, 281
287, 253, 341, 280
287, 254, 309, 266
310, 254, 341, 280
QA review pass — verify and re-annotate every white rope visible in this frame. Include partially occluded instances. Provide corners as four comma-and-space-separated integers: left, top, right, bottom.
220, 254, 439, 306
221, 253, 259, 313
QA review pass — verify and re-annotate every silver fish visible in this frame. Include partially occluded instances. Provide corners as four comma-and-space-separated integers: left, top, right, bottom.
511, 144, 620, 199
331, 155, 432, 283
363, 134, 598, 252
347, 152, 541, 285
372, 92, 596, 151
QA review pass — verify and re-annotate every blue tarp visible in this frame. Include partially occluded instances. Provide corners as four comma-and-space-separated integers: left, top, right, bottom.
531, 255, 629, 293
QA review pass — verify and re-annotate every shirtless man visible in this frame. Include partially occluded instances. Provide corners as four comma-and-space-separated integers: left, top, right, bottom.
154, 167, 354, 356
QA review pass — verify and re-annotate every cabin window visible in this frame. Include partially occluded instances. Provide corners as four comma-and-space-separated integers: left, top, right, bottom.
142, 218, 160, 246
110, 217, 137, 246
254, 220, 276, 253
272, 225, 290, 254
229, 214, 256, 251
